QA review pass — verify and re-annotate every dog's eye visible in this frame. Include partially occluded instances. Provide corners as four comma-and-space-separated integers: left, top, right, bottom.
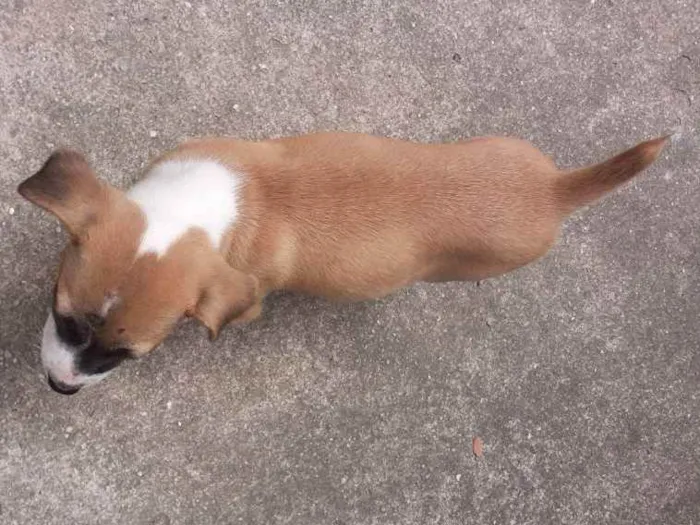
54, 311, 91, 347
85, 313, 105, 328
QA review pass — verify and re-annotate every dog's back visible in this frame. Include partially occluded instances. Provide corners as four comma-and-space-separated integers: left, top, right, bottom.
165, 132, 667, 290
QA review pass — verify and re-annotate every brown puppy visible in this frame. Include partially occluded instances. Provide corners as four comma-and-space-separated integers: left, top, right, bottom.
18, 132, 668, 394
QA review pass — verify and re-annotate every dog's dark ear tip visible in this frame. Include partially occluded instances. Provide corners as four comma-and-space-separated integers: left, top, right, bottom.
17, 179, 30, 198
17, 174, 47, 203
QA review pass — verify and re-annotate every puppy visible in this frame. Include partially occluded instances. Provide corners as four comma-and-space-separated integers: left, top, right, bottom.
18, 132, 667, 394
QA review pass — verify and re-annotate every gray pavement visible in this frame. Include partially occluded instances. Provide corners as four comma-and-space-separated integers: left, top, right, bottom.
1, 1, 699, 524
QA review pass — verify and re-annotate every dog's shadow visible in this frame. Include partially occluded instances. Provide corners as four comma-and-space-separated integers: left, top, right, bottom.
134, 281, 488, 388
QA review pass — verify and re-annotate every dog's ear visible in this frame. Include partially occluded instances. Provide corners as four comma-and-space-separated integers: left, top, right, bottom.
191, 259, 260, 341
18, 150, 108, 238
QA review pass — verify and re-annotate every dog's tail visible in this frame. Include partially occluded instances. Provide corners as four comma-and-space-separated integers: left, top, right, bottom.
555, 135, 669, 214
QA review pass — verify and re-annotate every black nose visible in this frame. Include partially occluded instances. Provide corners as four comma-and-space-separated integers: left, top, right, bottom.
47, 376, 81, 395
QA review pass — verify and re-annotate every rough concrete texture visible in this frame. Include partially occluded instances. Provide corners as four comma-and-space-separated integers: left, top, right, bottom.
1, 1, 699, 524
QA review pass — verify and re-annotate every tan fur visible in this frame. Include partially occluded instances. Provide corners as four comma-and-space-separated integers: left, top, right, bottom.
20, 132, 668, 357
167, 133, 667, 297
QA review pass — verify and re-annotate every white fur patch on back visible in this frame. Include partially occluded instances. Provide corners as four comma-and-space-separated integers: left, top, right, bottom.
128, 160, 240, 256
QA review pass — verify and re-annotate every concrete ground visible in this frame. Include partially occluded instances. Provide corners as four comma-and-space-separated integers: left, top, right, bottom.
1, 1, 698, 523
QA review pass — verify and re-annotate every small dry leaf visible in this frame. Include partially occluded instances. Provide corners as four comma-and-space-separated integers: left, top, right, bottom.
472, 437, 484, 457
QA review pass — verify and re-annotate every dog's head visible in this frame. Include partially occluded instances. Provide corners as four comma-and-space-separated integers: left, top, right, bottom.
19, 150, 257, 394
